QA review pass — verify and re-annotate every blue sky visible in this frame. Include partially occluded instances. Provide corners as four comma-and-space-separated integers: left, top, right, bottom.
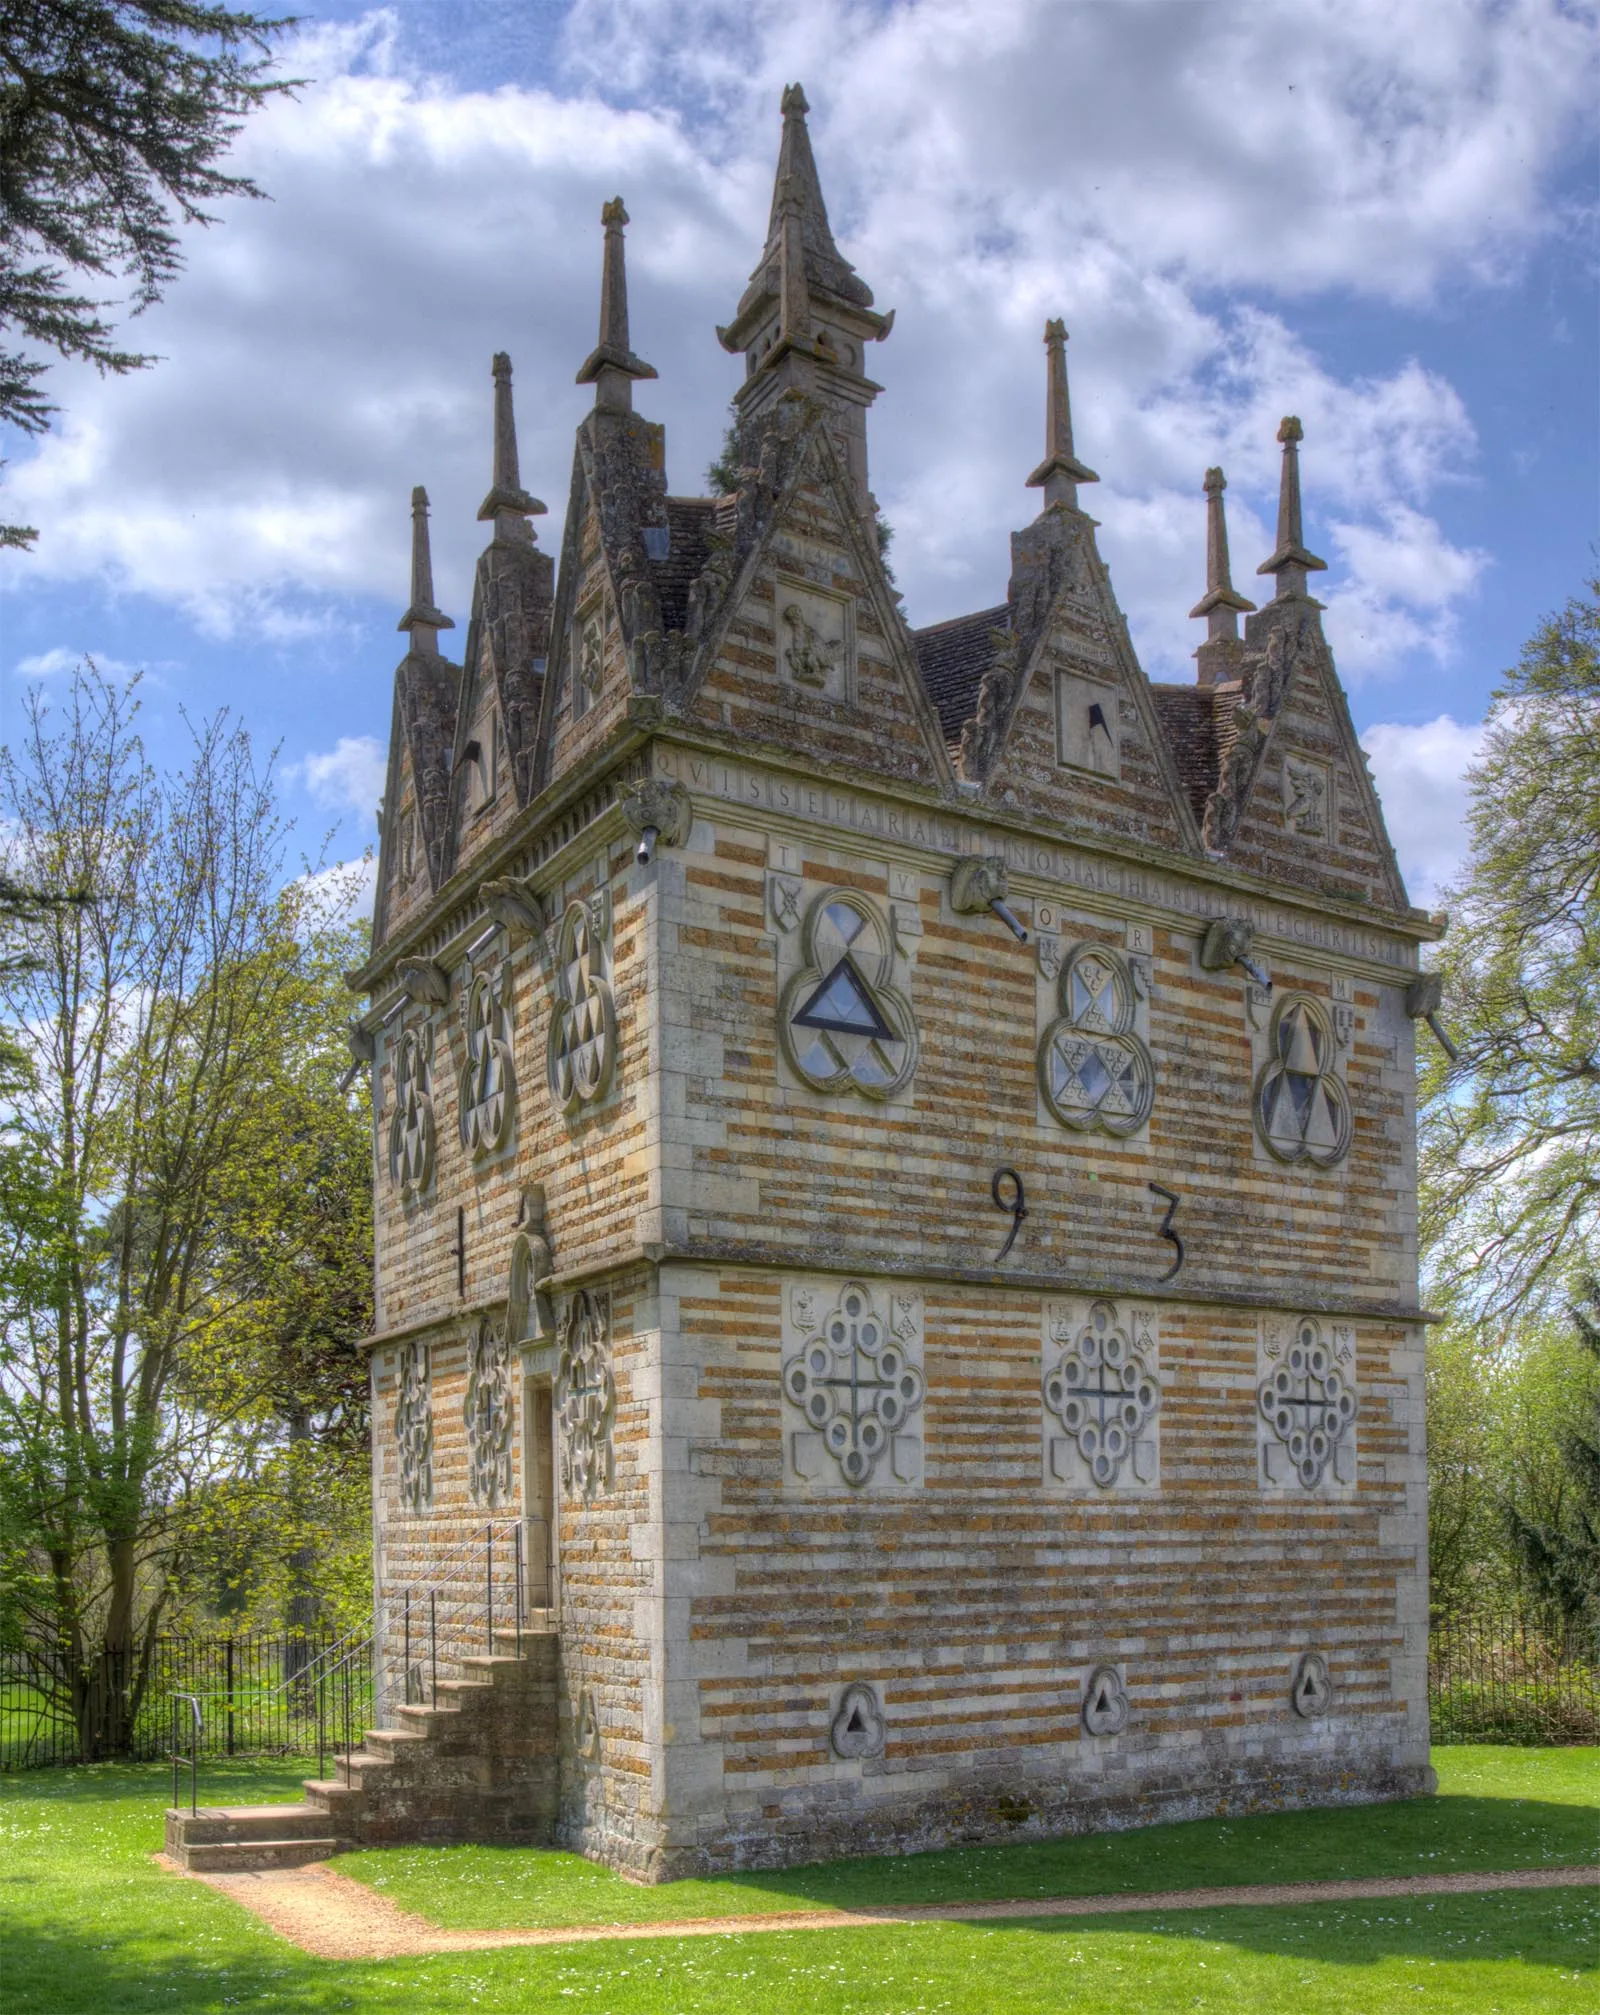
2, 0, 1596, 912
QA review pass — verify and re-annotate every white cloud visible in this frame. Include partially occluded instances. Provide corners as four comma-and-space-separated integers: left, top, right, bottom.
13, 645, 138, 680
292, 735, 388, 820
1361, 713, 1487, 907
0, 0, 1589, 678
295, 854, 379, 932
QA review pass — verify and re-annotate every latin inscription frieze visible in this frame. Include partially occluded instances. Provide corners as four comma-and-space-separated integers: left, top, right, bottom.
652, 747, 1418, 970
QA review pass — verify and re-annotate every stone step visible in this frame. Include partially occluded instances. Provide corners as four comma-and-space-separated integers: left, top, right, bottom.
165, 1803, 338, 1848
178, 1834, 343, 1874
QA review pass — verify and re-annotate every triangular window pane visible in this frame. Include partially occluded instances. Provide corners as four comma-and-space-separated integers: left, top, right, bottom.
794, 957, 896, 1040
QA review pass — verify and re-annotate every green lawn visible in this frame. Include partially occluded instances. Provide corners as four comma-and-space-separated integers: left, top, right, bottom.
337, 1745, 1600, 1930
0, 1749, 1595, 2014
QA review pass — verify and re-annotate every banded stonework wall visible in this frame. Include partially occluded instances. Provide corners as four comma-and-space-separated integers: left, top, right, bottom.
652, 1266, 1427, 1876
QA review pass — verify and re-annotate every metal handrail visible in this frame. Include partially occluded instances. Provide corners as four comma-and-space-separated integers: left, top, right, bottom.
170, 1693, 203, 1814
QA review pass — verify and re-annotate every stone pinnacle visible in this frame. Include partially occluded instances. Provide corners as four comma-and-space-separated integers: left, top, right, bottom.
1026, 318, 1099, 511
398, 485, 454, 648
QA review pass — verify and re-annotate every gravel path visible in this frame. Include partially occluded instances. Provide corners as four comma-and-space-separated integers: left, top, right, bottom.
157, 1857, 1600, 1963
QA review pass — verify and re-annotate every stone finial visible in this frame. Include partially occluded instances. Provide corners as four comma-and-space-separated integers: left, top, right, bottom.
397, 486, 454, 649
1025, 319, 1099, 511
775, 172, 816, 359
575, 197, 659, 411
477, 353, 547, 532
1190, 466, 1256, 685
1257, 415, 1327, 601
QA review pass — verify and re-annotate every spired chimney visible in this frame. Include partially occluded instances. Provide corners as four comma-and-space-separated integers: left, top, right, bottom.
397, 486, 454, 654
1025, 319, 1099, 514
1257, 416, 1327, 603
575, 199, 659, 414
716, 84, 894, 514
1189, 466, 1255, 686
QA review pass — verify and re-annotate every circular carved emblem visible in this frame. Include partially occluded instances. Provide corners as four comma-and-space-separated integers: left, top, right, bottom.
1254, 993, 1351, 1167
387, 1024, 435, 1198
779, 890, 918, 1099
783, 1281, 925, 1487
1258, 1316, 1357, 1489
547, 901, 616, 1113
1038, 944, 1154, 1135
459, 972, 516, 1155
1043, 1301, 1160, 1488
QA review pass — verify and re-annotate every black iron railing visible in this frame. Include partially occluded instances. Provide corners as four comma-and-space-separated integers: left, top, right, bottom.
0, 1631, 370, 1770
1430, 1610, 1600, 1745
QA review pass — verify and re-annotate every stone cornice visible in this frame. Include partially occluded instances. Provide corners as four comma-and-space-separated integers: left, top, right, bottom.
358, 1239, 1436, 1352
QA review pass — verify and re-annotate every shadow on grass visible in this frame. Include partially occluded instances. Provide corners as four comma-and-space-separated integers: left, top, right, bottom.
2, 1884, 1593, 2015
337, 1792, 1600, 1930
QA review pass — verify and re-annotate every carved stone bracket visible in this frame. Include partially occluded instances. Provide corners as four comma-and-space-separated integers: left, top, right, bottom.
508, 1185, 555, 1346
396, 956, 450, 1006
481, 872, 545, 938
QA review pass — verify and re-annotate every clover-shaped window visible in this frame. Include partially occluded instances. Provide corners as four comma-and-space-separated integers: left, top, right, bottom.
779, 891, 918, 1099
547, 899, 616, 1114
388, 1023, 435, 1198
1037, 943, 1154, 1135
1254, 993, 1351, 1168
459, 971, 515, 1156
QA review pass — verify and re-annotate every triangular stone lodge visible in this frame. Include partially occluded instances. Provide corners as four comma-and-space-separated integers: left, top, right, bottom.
346, 85, 1438, 1879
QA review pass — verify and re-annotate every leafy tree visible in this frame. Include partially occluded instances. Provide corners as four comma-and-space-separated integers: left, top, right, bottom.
0, 665, 371, 1753
1419, 580, 1600, 1324
1427, 1313, 1600, 1627
1506, 1284, 1600, 1649
0, 2, 297, 547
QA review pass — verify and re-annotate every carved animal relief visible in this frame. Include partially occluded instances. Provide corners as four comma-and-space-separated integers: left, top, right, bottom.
1259, 1317, 1357, 1491
464, 1319, 514, 1508
387, 1023, 436, 1199
547, 895, 616, 1114
458, 969, 516, 1156
1254, 992, 1351, 1168
779, 889, 918, 1099
1283, 756, 1329, 837
776, 578, 852, 701
1043, 1300, 1160, 1490
393, 1342, 433, 1515
557, 1290, 615, 1500
782, 1280, 925, 1490
1038, 942, 1154, 1136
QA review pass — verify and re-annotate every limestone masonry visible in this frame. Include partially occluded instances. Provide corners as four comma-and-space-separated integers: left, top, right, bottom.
350, 84, 1439, 1879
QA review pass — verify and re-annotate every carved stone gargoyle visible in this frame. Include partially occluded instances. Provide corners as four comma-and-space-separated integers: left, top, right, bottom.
1405, 970, 1459, 1062
622, 776, 692, 865
344, 1018, 375, 1064
396, 956, 450, 1006
949, 854, 1027, 943
480, 873, 545, 938
1200, 918, 1272, 991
